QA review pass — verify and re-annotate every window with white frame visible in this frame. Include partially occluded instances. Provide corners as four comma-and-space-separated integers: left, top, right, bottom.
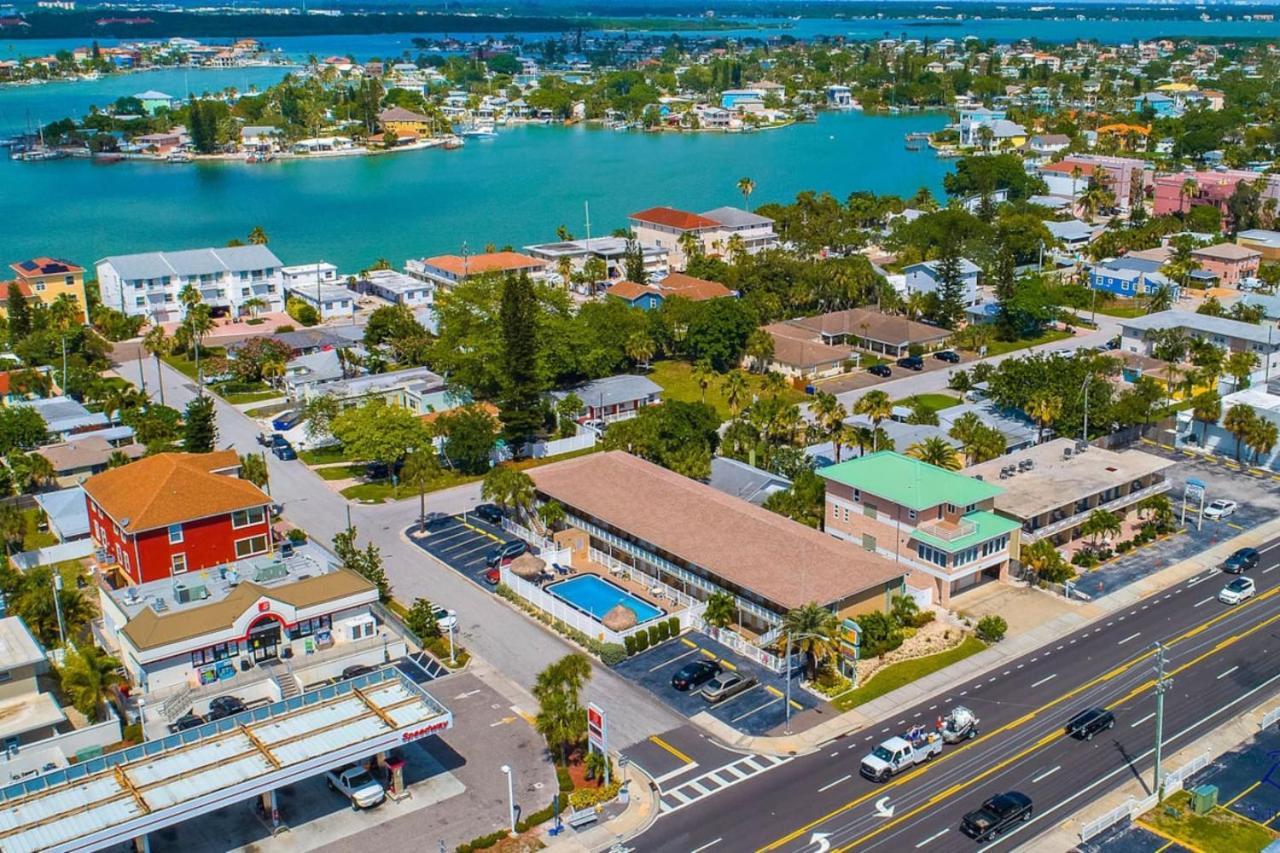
234, 535, 268, 558
168, 524, 183, 544
171, 553, 188, 574
231, 507, 266, 528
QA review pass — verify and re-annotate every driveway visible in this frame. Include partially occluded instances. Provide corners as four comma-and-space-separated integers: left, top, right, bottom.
611, 631, 816, 737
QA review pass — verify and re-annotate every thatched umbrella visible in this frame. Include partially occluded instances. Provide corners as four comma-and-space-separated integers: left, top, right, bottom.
509, 553, 546, 580
603, 604, 637, 632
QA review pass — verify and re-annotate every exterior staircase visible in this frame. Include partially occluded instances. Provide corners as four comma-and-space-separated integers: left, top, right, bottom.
261, 658, 301, 700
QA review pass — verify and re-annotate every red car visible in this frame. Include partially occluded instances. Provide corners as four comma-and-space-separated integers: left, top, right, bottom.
484, 567, 501, 585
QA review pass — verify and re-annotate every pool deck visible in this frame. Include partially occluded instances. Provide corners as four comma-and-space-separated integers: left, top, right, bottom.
556, 557, 688, 617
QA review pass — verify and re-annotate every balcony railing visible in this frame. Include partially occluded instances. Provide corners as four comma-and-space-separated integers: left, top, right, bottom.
916, 518, 977, 542
1023, 480, 1171, 542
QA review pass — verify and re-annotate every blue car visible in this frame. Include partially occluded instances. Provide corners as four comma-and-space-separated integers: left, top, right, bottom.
272, 410, 303, 431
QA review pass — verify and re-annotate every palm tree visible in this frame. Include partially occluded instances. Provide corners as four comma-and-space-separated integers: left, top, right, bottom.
240, 296, 266, 319
968, 426, 1006, 464
907, 436, 961, 470
1225, 350, 1260, 390
185, 303, 214, 387
248, 225, 269, 245
625, 332, 656, 369
261, 359, 286, 390
107, 450, 132, 468
402, 449, 442, 528
1137, 493, 1174, 526
238, 452, 269, 489
1146, 283, 1176, 314
745, 328, 775, 374
692, 359, 716, 403
1191, 390, 1222, 447
762, 370, 787, 399
1223, 403, 1256, 464
481, 466, 536, 523
58, 644, 124, 722
703, 591, 736, 630
532, 653, 592, 765
538, 500, 566, 533
1179, 177, 1199, 214
142, 325, 171, 406
1247, 417, 1279, 466
781, 603, 840, 680
1081, 508, 1121, 548
853, 390, 893, 451
737, 176, 756, 210
810, 391, 846, 448
1026, 391, 1063, 443
722, 370, 749, 417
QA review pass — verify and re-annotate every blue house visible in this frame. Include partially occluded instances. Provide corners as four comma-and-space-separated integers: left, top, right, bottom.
1089, 258, 1177, 300
605, 280, 665, 311
1133, 93, 1180, 117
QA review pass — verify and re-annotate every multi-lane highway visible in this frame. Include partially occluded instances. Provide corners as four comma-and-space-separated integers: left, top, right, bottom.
632, 536, 1280, 853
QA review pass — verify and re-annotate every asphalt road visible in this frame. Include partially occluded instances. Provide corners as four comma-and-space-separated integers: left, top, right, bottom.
633, 536, 1280, 853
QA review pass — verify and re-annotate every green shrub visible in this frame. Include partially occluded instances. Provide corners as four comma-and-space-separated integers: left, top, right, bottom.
567, 780, 622, 809
121, 722, 142, 743
648, 625, 661, 646
599, 643, 626, 666
455, 828, 508, 852
624, 634, 637, 656
667, 615, 681, 636
656, 621, 671, 642
634, 631, 650, 652
556, 766, 573, 793
912, 611, 935, 628
1115, 540, 1134, 553
286, 528, 307, 543
976, 615, 1008, 642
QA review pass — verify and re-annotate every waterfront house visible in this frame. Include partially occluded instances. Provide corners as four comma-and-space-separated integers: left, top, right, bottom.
378, 106, 435, 140
133, 90, 174, 115
524, 236, 669, 286
1236, 229, 1280, 262
629, 206, 777, 270
1119, 310, 1280, 387
356, 269, 432, 308
903, 258, 982, 307
549, 374, 662, 425
826, 84, 854, 107
702, 207, 779, 255
284, 280, 355, 321
97, 245, 284, 323
818, 452, 1021, 606
8, 257, 89, 322
407, 251, 548, 293
1191, 243, 1262, 288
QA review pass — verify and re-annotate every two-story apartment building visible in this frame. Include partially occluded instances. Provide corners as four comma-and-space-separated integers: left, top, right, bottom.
8, 257, 89, 322
523, 236, 669, 286
1191, 242, 1262, 288
818, 452, 1022, 606
628, 206, 778, 270
1119, 310, 1280, 388
83, 451, 274, 585
96, 245, 284, 323
406, 251, 548, 294
902, 258, 982, 307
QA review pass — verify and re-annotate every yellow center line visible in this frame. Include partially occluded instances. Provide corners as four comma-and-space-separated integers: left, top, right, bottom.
648, 735, 694, 765
828, 608, 1280, 852
757, 583, 1280, 852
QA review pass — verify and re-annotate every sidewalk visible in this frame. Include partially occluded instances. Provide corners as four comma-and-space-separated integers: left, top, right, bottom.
540, 761, 661, 853
690, 516, 1280, 758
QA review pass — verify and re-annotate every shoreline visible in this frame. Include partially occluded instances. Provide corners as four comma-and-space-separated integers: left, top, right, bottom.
0, 60, 300, 91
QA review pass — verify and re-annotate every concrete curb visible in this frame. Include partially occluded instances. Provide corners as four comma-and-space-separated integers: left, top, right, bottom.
690, 517, 1280, 759
541, 761, 662, 852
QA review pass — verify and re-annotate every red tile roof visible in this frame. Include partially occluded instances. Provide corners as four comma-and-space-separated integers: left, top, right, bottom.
11, 257, 83, 278
655, 273, 734, 301
629, 206, 719, 231
1040, 161, 1097, 176
424, 252, 546, 278
605, 280, 660, 301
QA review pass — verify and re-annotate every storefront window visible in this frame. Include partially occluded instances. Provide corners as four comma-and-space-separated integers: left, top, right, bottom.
288, 615, 331, 641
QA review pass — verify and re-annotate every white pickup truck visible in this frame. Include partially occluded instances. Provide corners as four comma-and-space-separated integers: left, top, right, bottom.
326, 765, 386, 809
859, 731, 942, 782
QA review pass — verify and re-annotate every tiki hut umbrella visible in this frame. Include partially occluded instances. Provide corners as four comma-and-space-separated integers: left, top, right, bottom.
603, 604, 637, 632
509, 553, 546, 580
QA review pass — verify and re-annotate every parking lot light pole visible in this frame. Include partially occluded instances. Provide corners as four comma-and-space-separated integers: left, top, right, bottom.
1153, 642, 1172, 801
448, 623, 457, 666
501, 765, 516, 836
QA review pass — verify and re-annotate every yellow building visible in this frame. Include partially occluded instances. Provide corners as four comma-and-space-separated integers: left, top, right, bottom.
8, 258, 89, 322
377, 106, 434, 140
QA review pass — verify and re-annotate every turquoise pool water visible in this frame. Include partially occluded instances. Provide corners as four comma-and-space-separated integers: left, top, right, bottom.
547, 574, 665, 625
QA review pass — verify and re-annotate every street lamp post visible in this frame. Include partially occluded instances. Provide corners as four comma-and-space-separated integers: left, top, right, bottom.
1152, 641, 1173, 801
52, 572, 66, 648
447, 622, 457, 666
501, 764, 516, 836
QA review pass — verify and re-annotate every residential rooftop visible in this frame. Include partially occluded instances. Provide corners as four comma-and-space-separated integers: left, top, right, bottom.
700, 206, 773, 228
1120, 309, 1277, 346
420, 251, 546, 278
1192, 242, 1262, 261
629, 206, 720, 231
817, 451, 1003, 511
97, 245, 281, 281
0, 616, 45, 670
962, 438, 1175, 520
549, 374, 661, 410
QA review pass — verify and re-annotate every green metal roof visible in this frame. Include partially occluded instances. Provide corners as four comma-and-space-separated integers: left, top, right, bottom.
817, 451, 1004, 511
911, 511, 1022, 553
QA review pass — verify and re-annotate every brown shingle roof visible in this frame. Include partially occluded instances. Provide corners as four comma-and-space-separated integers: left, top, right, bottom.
121, 569, 376, 651
83, 451, 268, 533
656, 273, 734, 301
629, 206, 719, 231
783, 308, 951, 348
38, 436, 145, 473
605, 280, 660, 301
530, 451, 904, 611
1193, 242, 1262, 261
766, 332, 853, 369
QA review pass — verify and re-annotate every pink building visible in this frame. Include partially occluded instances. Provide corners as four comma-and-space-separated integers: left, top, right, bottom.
1192, 243, 1262, 288
1152, 170, 1280, 227
1038, 155, 1152, 211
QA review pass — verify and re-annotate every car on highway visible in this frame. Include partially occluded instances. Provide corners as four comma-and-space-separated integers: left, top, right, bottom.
671, 660, 721, 691
960, 791, 1033, 841
472, 503, 504, 525
868, 364, 892, 378
206, 695, 247, 721
326, 764, 385, 809
1205, 499, 1239, 520
1223, 547, 1259, 574
860, 731, 942, 782
1219, 576, 1256, 605
896, 355, 925, 371
934, 350, 961, 364
1065, 707, 1115, 740
701, 672, 757, 703
485, 539, 527, 568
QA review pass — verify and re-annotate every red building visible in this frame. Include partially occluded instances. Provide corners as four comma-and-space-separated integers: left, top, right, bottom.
83, 451, 273, 585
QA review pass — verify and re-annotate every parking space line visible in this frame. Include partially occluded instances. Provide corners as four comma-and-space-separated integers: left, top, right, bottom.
648, 735, 693, 764
649, 648, 699, 673
1223, 781, 1260, 808
719, 659, 738, 671
713, 683, 763, 708
680, 637, 698, 648
732, 696, 782, 723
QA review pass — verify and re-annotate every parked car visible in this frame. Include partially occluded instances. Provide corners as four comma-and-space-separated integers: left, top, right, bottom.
271, 410, 303, 431
485, 539, 527, 568
701, 672, 757, 703
483, 567, 501, 585
206, 695, 246, 721
432, 605, 458, 632
272, 440, 297, 461
1219, 576, 1256, 605
868, 363, 892, 378
1223, 547, 1259, 574
671, 660, 721, 691
173, 712, 206, 731
1205, 499, 1239, 520
960, 791, 1033, 841
421, 512, 453, 531
340, 664, 377, 680
256, 431, 278, 447
896, 355, 924, 371
473, 503, 504, 525
1065, 708, 1115, 741
326, 764, 385, 809
934, 350, 961, 364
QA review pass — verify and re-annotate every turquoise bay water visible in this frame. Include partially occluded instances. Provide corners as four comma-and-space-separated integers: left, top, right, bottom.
0, 110, 949, 271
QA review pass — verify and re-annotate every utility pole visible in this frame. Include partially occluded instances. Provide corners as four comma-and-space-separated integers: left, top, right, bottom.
1152, 641, 1172, 801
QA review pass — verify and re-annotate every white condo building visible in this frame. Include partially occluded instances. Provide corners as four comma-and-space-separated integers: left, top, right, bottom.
97, 245, 285, 323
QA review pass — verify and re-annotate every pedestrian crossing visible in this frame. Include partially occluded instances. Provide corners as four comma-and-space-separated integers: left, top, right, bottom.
658, 753, 792, 814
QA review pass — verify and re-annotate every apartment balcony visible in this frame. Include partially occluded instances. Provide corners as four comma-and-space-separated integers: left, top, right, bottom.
1023, 479, 1172, 542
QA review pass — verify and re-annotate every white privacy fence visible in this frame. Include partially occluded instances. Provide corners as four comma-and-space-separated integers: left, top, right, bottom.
1078, 750, 1212, 842
589, 547, 701, 611
703, 625, 783, 672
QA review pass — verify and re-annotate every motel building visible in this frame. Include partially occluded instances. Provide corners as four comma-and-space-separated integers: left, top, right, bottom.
518, 451, 907, 669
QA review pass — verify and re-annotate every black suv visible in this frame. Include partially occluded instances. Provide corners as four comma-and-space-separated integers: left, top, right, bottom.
1224, 547, 1260, 574
934, 350, 961, 364
671, 660, 721, 691
473, 503, 504, 525
896, 355, 925, 371
1066, 707, 1115, 740
868, 363, 892, 378
960, 791, 1033, 841
207, 696, 247, 721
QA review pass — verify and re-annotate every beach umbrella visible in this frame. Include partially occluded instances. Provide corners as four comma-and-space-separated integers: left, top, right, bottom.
509, 553, 545, 579
603, 604, 637, 632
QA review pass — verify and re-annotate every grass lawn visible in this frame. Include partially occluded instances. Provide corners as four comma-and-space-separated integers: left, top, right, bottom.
161, 347, 228, 382
831, 636, 987, 712
977, 328, 1074, 358
341, 469, 481, 503
316, 464, 364, 481
221, 389, 281, 405
1093, 301, 1148, 319
22, 509, 57, 551
300, 445, 350, 465
648, 360, 806, 419
895, 393, 960, 413
1139, 790, 1277, 852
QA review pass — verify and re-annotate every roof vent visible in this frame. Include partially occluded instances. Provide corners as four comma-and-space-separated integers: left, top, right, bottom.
152, 596, 168, 612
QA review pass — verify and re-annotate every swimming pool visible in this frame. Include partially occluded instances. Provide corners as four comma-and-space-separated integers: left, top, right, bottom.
546, 575, 665, 625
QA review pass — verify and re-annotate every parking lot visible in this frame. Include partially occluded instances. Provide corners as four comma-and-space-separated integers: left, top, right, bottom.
1072, 448, 1280, 599
811, 350, 975, 396
409, 514, 510, 589
612, 631, 818, 737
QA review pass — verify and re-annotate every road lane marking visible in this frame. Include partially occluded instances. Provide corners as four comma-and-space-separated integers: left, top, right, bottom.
690, 840, 722, 853
1266, 565, 1278, 574
819, 774, 851, 793
1195, 596, 1215, 607
914, 829, 950, 848
1031, 765, 1061, 783
1218, 665, 1240, 680
1030, 673, 1057, 688
648, 735, 693, 764
1131, 712, 1156, 728
1118, 632, 1141, 645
